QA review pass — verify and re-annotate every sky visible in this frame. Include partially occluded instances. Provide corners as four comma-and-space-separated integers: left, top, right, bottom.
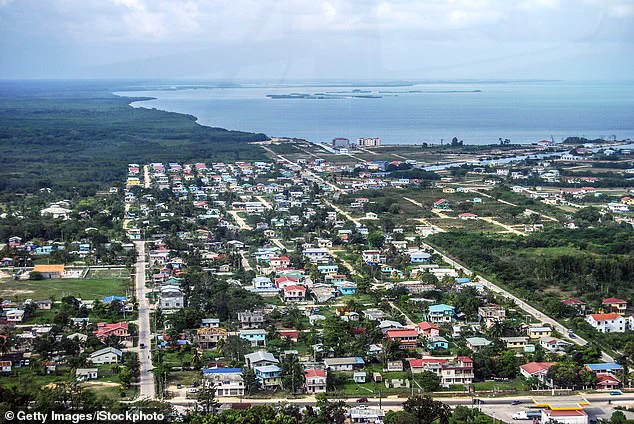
0, 0, 633, 80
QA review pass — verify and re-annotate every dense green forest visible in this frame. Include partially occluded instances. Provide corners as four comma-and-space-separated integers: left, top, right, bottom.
429, 226, 634, 307
0, 81, 268, 195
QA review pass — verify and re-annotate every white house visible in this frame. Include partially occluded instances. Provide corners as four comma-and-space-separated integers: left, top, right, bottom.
88, 347, 122, 364
586, 313, 626, 333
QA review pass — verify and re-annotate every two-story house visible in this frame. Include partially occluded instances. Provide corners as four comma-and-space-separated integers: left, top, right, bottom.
304, 368, 327, 394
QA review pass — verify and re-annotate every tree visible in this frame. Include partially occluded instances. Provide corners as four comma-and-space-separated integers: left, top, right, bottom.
196, 384, 220, 414
453, 286, 482, 321
610, 410, 627, 424
243, 368, 258, 395
417, 371, 441, 392
385, 410, 418, 424
220, 336, 250, 362
191, 347, 203, 370
316, 394, 347, 424
119, 367, 133, 390
403, 395, 451, 424
281, 355, 304, 394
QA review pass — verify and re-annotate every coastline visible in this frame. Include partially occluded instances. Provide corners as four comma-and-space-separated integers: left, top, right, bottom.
115, 82, 634, 147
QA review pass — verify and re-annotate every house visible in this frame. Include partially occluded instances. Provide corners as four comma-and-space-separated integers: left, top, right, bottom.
428, 304, 455, 323
584, 363, 623, 390
409, 251, 432, 263
539, 336, 571, 352
239, 329, 266, 347
562, 298, 587, 315
244, 350, 279, 369
282, 285, 306, 302
362, 250, 383, 265
363, 309, 384, 321
500, 336, 529, 349
408, 356, 474, 387
527, 326, 552, 339
385, 329, 418, 350
32, 264, 65, 279
303, 247, 330, 263
5, 309, 25, 323
0, 361, 12, 373
268, 256, 290, 270
602, 297, 627, 315
160, 285, 184, 310
324, 357, 365, 371
238, 310, 265, 329
75, 368, 98, 381
465, 337, 492, 351
541, 409, 588, 424
93, 322, 130, 342
432, 199, 451, 210
353, 371, 367, 383
457, 213, 478, 220
596, 374, 620, 390
304, 368, 327, 393
279, 329, 299, 343
584, 362, 623, 376
255, 365, 282, 388
427, 336, 449, 350
202, 368, 245, 397
478, 306, 506, 326
416, 321, 440, 338
348, 406, 385, 424
194, 327, 228, 349
33, 299, 53, 310
335, 281, 357, 296
519, 362, 556, 383
200, 318, 220, 328
385, 361, 403, 372
585, 313, 626, 333
88, 347, 122, 364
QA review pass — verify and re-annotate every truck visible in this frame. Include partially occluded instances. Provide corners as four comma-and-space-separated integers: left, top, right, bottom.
512, 411, 541, 420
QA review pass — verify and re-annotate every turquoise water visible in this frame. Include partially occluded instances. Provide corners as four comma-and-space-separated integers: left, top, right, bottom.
119, 81, 634, 145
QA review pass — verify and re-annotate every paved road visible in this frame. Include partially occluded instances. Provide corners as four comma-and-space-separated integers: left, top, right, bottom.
229, 210, 252, 230
260, 145, 344, 194
168, 393, 634, 420
134, 241, 155, 399
399, 194, 612, 362
421, 240, 614, 363
143, 165, 151, 188
323, 199, 361, 227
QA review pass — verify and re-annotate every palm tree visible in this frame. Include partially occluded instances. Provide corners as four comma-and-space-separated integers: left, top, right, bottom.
0, 333, 13, 355
191, 346, 203, 370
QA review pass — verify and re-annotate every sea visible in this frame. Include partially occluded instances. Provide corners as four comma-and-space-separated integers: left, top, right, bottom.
117, 80, 634, 145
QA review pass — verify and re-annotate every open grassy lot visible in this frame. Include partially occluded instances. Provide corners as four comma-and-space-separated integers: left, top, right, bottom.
0, 277, 129, 300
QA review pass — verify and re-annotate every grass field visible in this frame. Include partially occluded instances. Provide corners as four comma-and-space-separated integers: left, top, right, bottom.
0, 277, 129, 300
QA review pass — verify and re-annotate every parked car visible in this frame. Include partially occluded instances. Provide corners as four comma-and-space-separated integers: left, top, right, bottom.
356, 397, 369, 403
610, 390, 623, 395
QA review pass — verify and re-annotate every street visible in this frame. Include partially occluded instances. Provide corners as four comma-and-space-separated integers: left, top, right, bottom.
134, 240, 156, 399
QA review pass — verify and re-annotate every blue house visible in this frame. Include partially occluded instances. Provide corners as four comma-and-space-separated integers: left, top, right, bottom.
254, 365, 282, 388
455, 277, 471, 284
239, 329, 266, 347
409, 252, 432, 263
103, 296, 127, 304
35, 245, 65, 255
335, 281, 357, 296
427, 336, 449, 350
585, 363, 623, 374
428, 304, 455, 324
202, 367, 242, 376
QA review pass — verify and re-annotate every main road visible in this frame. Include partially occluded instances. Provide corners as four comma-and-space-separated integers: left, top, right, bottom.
134, 240, 155, 399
